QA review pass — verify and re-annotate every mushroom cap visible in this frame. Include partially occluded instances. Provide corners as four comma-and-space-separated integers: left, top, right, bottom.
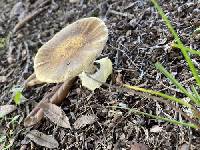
34, 17, 108, 83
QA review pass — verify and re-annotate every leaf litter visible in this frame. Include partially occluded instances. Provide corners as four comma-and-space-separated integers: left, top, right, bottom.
39, 102, 71, 129
26, 130, 59, 149
0, 105, 17, 118
0, 0, 199, 149
74, 114, 97, 129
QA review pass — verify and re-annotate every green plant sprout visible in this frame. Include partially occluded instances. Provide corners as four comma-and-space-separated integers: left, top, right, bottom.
11, 86, 24, 105
121, 0, 200, 129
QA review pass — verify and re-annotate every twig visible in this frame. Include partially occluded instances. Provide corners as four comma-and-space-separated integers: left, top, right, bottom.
32, 0, 51, 8
6, 32, 14, 64
24, 78, 76, 127
18, 41, 32, 83
13, 6, 48, 33
108, 9, 135, 19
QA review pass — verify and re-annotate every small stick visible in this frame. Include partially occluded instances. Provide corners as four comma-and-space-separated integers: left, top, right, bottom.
13, 6, 48, 33
108, 9, 135, 19
24, 78, 76, 127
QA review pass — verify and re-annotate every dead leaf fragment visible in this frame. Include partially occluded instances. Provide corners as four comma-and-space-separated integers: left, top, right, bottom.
26, 130, 59, 149
131, 143, 148, 150
79, 57, 112, 91
74, 114, 97, 129
179, 143, 189, 150
39, 103, 71, 129
0, 105, 17, 118
150, 125, 163, 133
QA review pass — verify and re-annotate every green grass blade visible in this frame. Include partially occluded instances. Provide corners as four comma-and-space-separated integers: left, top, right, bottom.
123, 84, 192, 108
110, 106, 199, 129
191, 85, 200, 103
151, 0, 200, 86
172, 43, 200, 56
155, 62, 200, 105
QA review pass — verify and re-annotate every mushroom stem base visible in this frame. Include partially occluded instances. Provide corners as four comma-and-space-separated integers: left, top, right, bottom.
24, 78, 76, 127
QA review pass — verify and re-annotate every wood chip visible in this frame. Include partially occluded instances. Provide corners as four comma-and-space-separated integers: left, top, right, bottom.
74, 114, 97, 129
0, 105, 17, 118
39, 103, 71, 129
26, 130, 59, 149
69, 0, 80, 3
150, 125, 163, 133
0, 76, 7, 83
131, 143, 148, 150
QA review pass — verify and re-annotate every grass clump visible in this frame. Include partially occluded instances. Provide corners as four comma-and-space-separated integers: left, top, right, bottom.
121, 0, 200, 129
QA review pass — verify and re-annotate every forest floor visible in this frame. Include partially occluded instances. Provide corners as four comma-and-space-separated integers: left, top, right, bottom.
0, 0, 200, 149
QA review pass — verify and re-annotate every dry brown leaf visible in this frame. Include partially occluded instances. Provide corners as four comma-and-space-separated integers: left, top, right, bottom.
131, 143, 148, 150
74, 114, 97, 129
26, 130, 59, 149
39, 103, 71, 129
0, 105, 17, 118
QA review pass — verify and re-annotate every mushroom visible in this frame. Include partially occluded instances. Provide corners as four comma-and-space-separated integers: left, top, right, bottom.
24, 17, 108, 126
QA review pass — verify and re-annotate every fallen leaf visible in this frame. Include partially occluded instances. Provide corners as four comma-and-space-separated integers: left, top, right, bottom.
150, 125, 163, 133
39, 103, 71, 129
26, 130, 59, 149
131, 143, 148, 150
79, 57, 112, 91
0, 105, 17, 118
74, 114, 97, 129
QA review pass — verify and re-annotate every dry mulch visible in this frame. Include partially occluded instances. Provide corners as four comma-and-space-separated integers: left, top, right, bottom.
0, 0, 200, 149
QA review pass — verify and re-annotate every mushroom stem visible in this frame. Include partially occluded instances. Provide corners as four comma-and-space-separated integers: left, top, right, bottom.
24, 78, 76, 127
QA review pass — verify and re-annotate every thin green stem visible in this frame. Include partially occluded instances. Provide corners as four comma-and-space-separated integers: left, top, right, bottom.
109, 106, 199, 129
172, 43, 200, 56
155, 62, 200, 105
151, 0, 200, 86
123, 84, 192, 108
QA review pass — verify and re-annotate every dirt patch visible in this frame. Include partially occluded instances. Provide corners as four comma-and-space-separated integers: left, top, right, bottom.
0, 0, 200, 149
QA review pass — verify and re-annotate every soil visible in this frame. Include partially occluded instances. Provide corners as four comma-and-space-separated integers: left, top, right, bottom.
0, 0, 200, 149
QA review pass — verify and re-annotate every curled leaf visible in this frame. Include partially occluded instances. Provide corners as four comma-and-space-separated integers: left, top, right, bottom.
26, 130, 59, 148
79, 57, 112, 91
0, 105, 17, 118
74, 114, 97, 129
39, 103, 71, 129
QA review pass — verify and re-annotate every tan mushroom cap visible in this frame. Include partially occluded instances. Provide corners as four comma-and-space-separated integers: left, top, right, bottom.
34, 17, 108, 83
